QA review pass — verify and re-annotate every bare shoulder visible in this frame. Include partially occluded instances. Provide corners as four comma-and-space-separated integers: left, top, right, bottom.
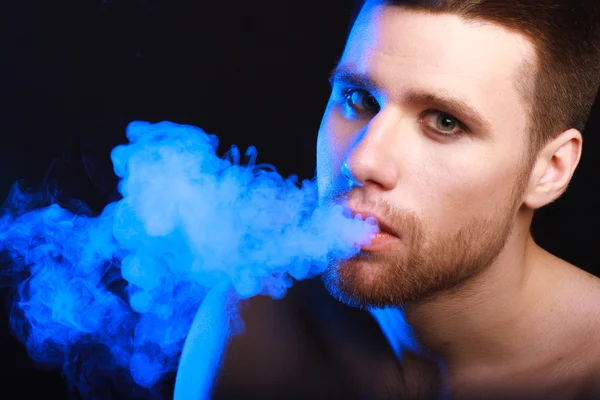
564, 265, 600, 399
564, 263, 600, 336
555, 258, 600, 312
570, 266, 600, 323
578, 358, 600, 400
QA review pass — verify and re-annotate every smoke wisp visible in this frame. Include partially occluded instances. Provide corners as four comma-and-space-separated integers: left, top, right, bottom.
0, 120, 376, 398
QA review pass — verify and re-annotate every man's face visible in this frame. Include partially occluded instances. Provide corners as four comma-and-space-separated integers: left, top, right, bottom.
317, 2, 536, 308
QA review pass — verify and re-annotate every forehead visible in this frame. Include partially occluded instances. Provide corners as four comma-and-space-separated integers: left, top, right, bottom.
341, 3, 535, 136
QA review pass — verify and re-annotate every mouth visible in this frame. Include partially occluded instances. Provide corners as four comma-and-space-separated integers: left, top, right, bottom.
347, 208, 402, 252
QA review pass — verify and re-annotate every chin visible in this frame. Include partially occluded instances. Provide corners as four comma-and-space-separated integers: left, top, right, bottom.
322, 258, 404, 309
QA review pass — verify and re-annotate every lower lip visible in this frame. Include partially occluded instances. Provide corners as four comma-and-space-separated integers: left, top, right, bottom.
360, 231, 401, 252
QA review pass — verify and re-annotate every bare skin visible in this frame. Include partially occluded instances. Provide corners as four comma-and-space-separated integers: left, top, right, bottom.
315, 1, 600, 398
403, 251, 600, 399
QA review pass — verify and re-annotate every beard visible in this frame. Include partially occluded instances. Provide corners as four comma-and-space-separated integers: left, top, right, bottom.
322, 171, 530, 310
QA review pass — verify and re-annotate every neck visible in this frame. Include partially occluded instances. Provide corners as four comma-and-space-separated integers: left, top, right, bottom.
401, 217, 562, 372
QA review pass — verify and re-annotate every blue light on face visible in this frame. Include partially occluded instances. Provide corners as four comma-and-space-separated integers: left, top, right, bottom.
0, 120, 377, 398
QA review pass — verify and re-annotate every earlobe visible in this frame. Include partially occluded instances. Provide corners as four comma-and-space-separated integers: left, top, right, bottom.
522, 128, 583, 210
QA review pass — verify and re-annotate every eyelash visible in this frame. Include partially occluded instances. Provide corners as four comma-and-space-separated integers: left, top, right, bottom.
339, 87, 469, 138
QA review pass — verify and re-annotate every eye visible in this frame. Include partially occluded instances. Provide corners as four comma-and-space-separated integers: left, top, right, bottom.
422, 111, 467, 138
343, 88, 381, 114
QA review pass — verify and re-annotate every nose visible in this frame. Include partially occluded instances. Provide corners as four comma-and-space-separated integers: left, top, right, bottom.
342, 110, 400, 190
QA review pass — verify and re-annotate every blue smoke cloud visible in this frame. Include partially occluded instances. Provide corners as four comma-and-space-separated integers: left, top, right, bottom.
0, 121, 377, 399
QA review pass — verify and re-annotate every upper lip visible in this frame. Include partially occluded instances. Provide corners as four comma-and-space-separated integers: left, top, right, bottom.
347, 208, 399, 238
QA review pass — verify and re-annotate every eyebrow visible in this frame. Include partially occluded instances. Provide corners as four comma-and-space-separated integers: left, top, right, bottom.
329, 66, 493, 133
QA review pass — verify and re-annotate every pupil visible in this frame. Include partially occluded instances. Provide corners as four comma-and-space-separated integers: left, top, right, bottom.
364, 96, 377, 109
439, 115, 455, 130
350, 91, 378, 111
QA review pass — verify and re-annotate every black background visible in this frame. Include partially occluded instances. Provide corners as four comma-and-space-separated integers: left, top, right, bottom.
1, 0, 598, 398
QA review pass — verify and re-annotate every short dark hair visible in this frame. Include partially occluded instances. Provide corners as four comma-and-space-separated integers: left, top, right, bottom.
354, 0, 600, 163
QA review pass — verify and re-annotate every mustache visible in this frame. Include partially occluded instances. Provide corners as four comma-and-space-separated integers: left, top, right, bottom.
323, 189, 419, 239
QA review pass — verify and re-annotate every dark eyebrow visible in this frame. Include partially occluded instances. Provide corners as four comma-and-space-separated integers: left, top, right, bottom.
329, 65, 382, 93
329, 65, 492, 133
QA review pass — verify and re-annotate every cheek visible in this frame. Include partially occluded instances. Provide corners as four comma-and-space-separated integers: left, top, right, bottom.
316, 105, 362, 188
316, 113, 342, 196
316, 133, 335, 195
417, 156, 520, 226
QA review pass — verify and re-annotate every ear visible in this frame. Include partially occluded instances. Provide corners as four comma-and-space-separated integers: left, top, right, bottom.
523, 128, 583, 210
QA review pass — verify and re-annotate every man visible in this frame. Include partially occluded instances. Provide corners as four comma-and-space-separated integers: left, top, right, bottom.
317, 0, 600, 399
